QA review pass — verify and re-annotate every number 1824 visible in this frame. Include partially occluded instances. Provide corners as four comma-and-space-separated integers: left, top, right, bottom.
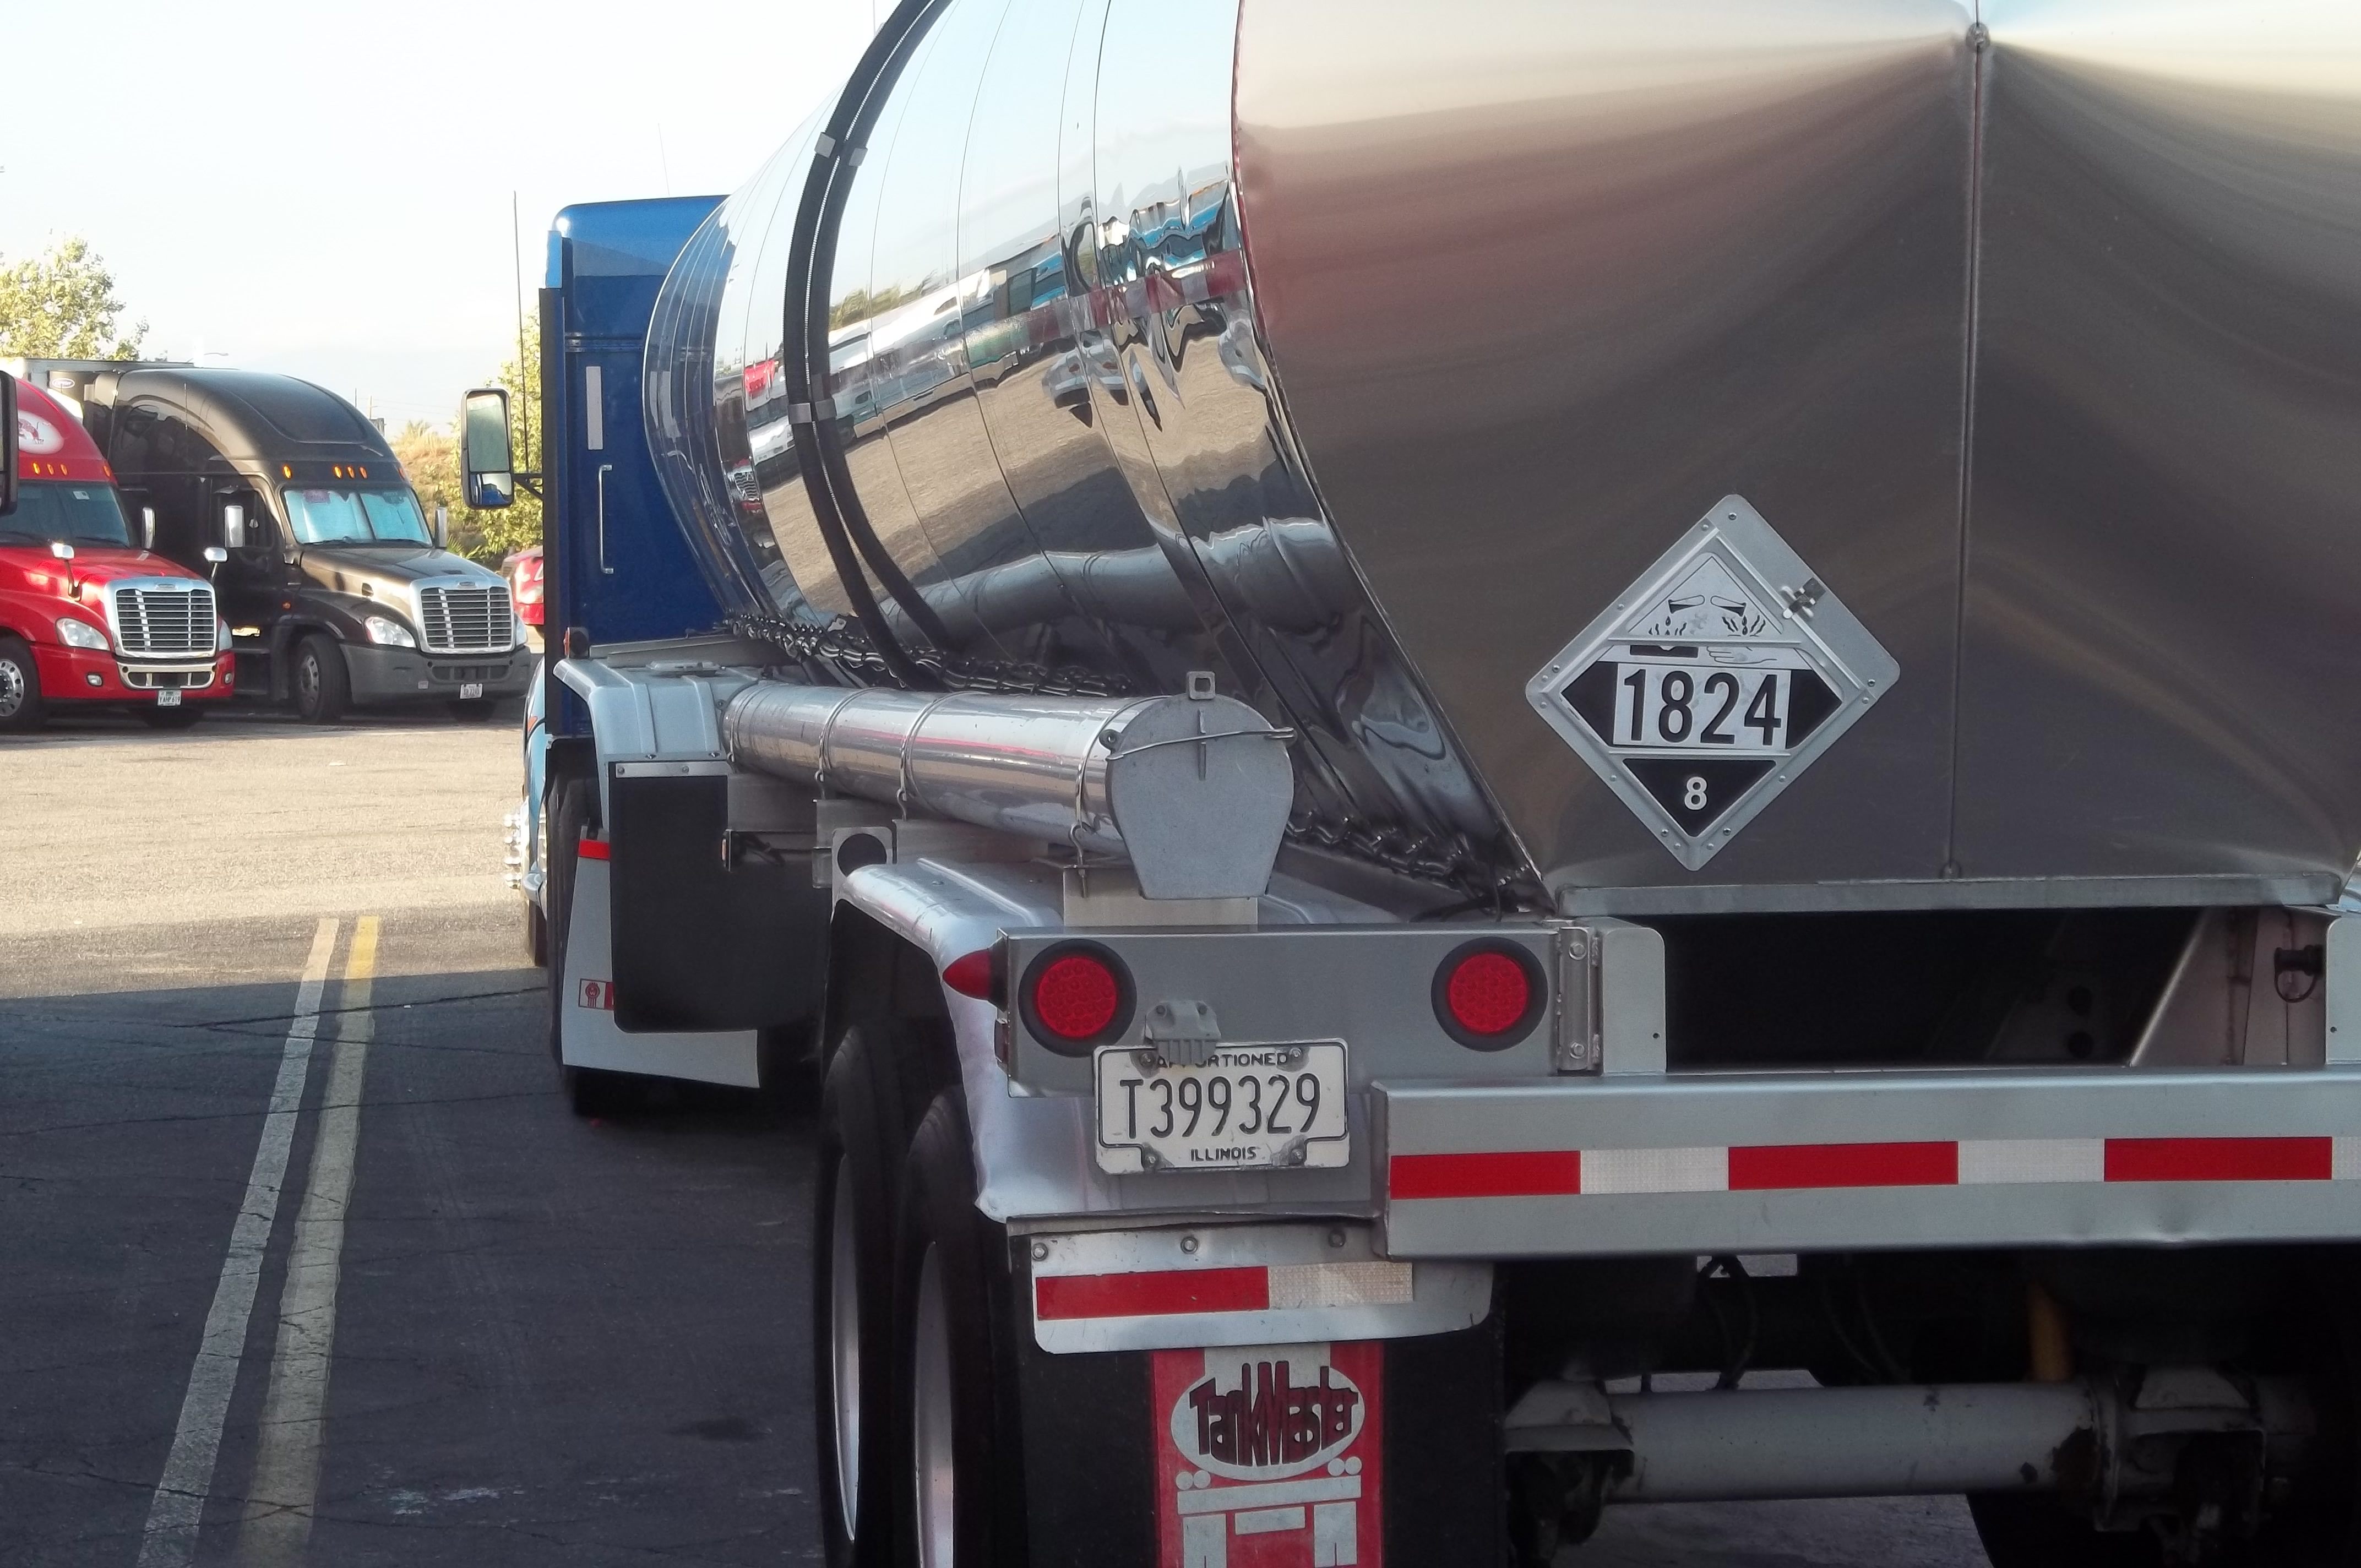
1614, 663, 1791, 753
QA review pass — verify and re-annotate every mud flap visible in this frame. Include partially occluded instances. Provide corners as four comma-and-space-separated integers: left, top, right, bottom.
1154, 1342, 1385, 1566
561, 848, 761, 1087
1013, 1276, 1500, 1567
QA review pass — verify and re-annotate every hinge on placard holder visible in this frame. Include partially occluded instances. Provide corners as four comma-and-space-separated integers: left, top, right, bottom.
1553, 923, 1602, 1074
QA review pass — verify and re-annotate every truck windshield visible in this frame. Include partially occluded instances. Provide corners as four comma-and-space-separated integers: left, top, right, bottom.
282, 486, 432, 546
0, 480, 134, 547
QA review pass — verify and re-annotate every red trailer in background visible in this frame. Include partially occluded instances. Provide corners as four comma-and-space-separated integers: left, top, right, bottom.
0, 372, 235, 730
503, 545, 544, 643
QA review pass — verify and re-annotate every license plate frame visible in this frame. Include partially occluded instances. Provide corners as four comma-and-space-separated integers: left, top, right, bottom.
460, 682, 485, 700
1094, 1041, 1350, 1175
155, 688, 182, 707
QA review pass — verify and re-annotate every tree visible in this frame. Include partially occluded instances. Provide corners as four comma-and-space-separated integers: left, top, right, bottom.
388, 319, 543, 565
0, 237, 147, 360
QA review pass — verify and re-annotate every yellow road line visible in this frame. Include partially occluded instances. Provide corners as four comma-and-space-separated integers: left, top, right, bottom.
240, 914, 378, 1566
137, 917, 340, 1568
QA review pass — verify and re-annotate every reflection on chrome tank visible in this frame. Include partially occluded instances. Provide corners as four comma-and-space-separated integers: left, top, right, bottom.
645, 0, 2361, 910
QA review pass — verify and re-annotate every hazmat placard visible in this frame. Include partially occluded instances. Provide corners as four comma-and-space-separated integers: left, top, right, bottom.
1525, 496, 1897, 869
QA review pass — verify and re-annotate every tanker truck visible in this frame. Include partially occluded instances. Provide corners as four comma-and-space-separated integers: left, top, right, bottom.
488, 0, 2361, 1561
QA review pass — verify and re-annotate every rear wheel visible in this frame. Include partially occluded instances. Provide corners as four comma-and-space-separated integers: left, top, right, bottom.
134, 704, 205, 729
891, 1091, 1026, 1568
818, 1024, 950, 1567
0, 636, 46, 732
290, 634, 349, 724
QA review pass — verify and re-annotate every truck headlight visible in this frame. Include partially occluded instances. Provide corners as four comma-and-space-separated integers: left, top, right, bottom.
55, 616, 111, 651
364, 615, 417, 647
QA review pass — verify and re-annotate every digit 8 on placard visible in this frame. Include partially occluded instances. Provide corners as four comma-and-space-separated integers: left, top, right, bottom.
1683, 775, 1709, 812
1658, 670, 1694, 741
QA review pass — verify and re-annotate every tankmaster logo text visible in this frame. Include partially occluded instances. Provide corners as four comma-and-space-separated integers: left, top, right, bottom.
1175, 1356, 1363, 1479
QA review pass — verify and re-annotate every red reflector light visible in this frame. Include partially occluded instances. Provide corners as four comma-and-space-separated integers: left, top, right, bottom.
1432, 940, 1543, 1049
1446, 951, 1529, 1035
942, 949, 995, 1000
1033, 953, 1120, 1039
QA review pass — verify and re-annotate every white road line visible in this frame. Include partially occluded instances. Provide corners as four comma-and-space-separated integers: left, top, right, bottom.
240, 915, 378, 1566
136, 917, 340, 1568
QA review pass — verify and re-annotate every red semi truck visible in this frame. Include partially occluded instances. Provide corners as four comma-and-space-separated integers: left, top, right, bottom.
0, 371, 235, 730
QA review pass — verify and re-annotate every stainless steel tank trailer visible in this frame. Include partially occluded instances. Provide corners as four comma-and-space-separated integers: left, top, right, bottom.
488, 0, 2361, 1562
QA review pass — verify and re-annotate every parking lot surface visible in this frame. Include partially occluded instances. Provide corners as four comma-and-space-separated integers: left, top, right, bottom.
1, 710, 1988, 1565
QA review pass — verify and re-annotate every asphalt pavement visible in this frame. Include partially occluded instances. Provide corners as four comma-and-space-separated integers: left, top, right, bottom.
0, 706, 1992, 1566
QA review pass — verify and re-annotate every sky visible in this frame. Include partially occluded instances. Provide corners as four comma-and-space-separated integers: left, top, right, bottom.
0, 0, 878, 430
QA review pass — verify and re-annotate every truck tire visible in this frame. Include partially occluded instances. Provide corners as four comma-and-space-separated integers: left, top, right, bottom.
0, 636, 47, 732
816, 1023, 950, 1568
891, 1090, 1027, 1568
291, 634, 350, 724
524, 896, 548, 967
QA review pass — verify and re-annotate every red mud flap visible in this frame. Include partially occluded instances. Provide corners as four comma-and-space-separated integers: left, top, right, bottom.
1012, 1245, 1501, 1568
1154, 1343, 1384, 1568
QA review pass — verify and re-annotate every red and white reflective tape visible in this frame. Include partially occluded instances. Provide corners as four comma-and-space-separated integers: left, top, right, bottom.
1390, 1136, 2361, 1201
576, 836, 610, 862
1036, 1261, 1412, 1324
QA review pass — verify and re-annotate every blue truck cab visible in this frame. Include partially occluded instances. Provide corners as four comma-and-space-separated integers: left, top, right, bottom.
510, 195, 828, 1108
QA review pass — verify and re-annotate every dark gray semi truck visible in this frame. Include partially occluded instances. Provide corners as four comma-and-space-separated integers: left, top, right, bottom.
26, 360, 532, 721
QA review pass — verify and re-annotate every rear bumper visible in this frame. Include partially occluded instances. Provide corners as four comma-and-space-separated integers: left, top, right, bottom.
1375, 1067, 2361, 1257
33, 644, 235, 703
344, 644, 535, 704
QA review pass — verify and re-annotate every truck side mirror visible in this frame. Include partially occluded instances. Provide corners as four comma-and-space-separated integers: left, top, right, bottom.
461, 387, 515, 510
1, 372, 18, 518
222, 502, 248, 550
142, 507, 157, 550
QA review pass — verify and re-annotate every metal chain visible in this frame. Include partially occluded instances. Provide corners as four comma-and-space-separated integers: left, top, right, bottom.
726, 610, 1133, 698
1285, 809, 1547, 912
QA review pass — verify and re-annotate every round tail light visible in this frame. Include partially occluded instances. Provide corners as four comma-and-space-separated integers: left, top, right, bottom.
1019, 941, 1134, 1055
1433, 939, 1544, 1049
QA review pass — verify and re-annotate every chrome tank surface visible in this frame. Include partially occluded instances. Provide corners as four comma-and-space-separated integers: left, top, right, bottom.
656, 0, 2361, 907
1955, 2, 2361, 888
1239, 0, 2361, 906
655, 0, 1523, 895
1238, 1, 1980, 899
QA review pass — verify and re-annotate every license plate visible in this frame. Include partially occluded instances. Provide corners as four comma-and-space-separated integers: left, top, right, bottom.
460, 682, 485, 700
1094, 1042, 1350, 1174
156, 689, 182, 707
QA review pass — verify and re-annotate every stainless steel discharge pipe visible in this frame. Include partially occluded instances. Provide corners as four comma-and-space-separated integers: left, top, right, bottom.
720, 682, 1295, 901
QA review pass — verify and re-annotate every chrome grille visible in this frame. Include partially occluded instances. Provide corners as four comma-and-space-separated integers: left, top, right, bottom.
110, 582, 216, 656
416, 582, 516, 654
